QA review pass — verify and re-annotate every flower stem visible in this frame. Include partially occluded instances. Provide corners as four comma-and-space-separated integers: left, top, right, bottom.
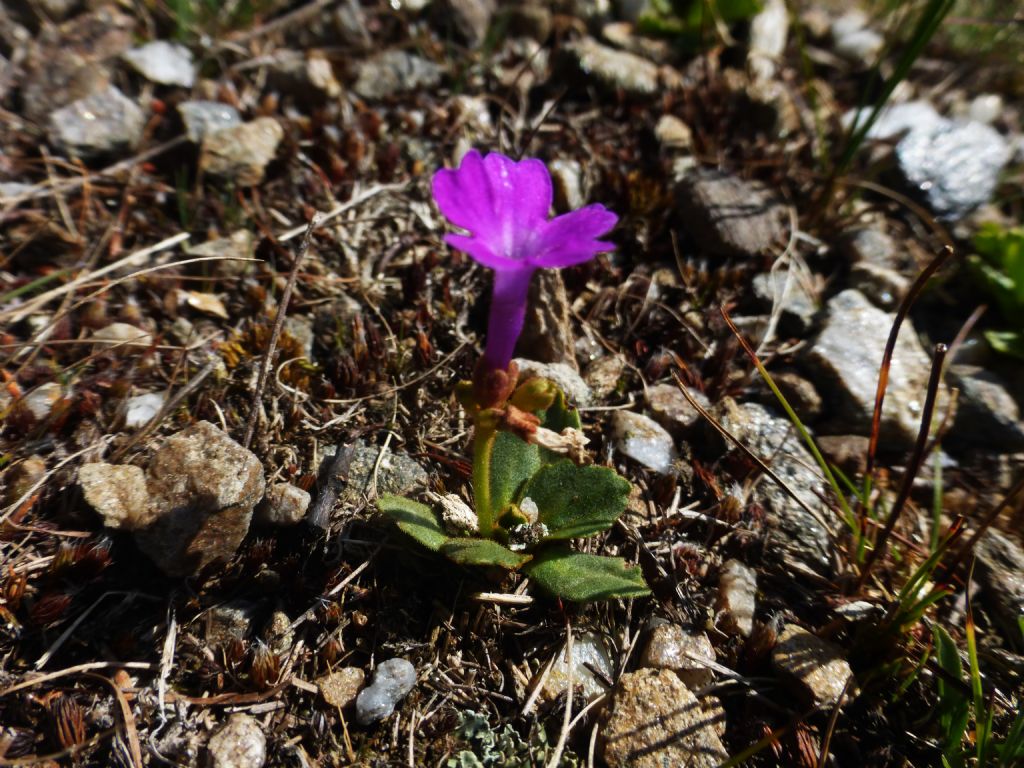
472, 419, 498, 538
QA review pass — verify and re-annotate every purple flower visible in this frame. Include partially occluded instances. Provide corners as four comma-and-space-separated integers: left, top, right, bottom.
432, 149, 618, 372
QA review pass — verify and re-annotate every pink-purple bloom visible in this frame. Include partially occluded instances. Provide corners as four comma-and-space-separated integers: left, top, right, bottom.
432, 149, 618, 372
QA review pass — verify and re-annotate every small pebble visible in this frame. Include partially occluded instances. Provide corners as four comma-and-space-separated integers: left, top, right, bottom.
641, 624, 716, 690
123, 40, 195, 87
178, 101, 242, 143
207, 713, 266, 768
255, 482, 310, 526
611, 411, 676, 473
772, 624, 854, 705
318, 667, 365, 709
715, 559, 756, 637
124, 392, 165, 428
355, 658, 416, 725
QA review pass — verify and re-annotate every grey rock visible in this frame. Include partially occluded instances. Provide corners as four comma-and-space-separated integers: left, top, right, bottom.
602, 669, 728, 768
718, 401, 834, 570
513, 359, 592, 406
518, 270, 576, 367
584, 354, 627, 399
676, 169, 784, 257
640, 624, 715, 689
20, 6, 134, 123
335, 440, 429, 506
445, 0, 496, 48
770, 371, 823, 420
200, 118, 284, 186
123, 41, 195, 87
839, 228, 910, 309
256, 482, 311, 526
947, 366, 1024, 451
565, 37, 659, 96
772, 624, 854, 705
178, 101, 242, 143
283, 315, 315, 359
79, 463, 157, 530
134, 421, 266, 577
49, 86, 145, 159
975, 530, 1024, 651
318, 667, 365, 709
715, 559, 756, 637
806, 290, 950, 446
540, 631, 614, 702
817, 434, 869, 480
611, 411, 676, 473
753, 269, 818, 333
896, 120, 1012, 219
206, 600, 259, 646
850, 262, 909, 310
207, 714, 266, 768
352, 51, 443, 99
645, 383, 707, 430
355, 658, 417, 725
839, 228, 898, 266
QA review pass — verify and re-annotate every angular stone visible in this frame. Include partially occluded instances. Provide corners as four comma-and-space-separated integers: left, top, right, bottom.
352, 51, 443, 99
318, 667, 365, 709
540, 631, 614, 703
200, 118, 284, 186
207, 714, 266, 768
947, 366, 1024, 452
645, 383, 707, 431
513, 359, 592, 406
255, 482, 310, 526
583, 354, 627, 400
715, 559, 756, 637
975, 530, 1024, 651
896, 120, 1011, 220
79, 463, 157, 530
134, 421, 266, 577
92, 323, 153, 352
206, 600, 259, 646
753, 269, 818, 334
49, 86, 145, 159
654, 114, 693, 152
124, 392, 165, 428
123, 41, 195, 87
805, 289, 950, 447
178, 101, 242, 143
676, 169, 784, 258
772, 624, 854, 705
336, 440, 429, 506
717, 401, 834, 570
640, 623, 715, 690
611, 411, 676, 473
444, 0, 496, 48
602, 669, 728, 768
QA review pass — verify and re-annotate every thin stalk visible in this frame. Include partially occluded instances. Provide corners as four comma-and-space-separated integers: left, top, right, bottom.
931, 447, 944, 555
858, 343, 948, 590
864, 246, 955, 497
472, 422, 498, 538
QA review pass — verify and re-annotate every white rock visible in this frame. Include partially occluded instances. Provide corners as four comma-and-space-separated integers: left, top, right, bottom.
92, 323, 153, 352
611, 411, 676, 473
178, 101, 242, 143
355, 658, 416, 725
968, 93, 1003, 125
513, 359, 592, 406
540, 631, 614, 702
123, 41, 195, 87
715, 559, 756, 637
124, 392, 165, 428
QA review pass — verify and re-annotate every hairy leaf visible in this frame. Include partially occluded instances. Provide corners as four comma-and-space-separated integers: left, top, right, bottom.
523, 547, 650, 602
378, 494, 448, 552
441, 539, 532, 570
522, 460, 630, 540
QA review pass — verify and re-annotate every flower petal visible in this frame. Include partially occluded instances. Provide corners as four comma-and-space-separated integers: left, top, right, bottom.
432, 150, 553, 264
443, 234, 522, 272
526, 204, 618, 269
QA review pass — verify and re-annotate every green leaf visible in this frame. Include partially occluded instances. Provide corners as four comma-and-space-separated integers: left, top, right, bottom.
523, 546, 650, 602
933, 625, 969, 764
984, 330, 1024, 360
378, 494, 449, 552
441, 538, 532, 570
490, 430, 541, 523
522, 460, 631, 540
